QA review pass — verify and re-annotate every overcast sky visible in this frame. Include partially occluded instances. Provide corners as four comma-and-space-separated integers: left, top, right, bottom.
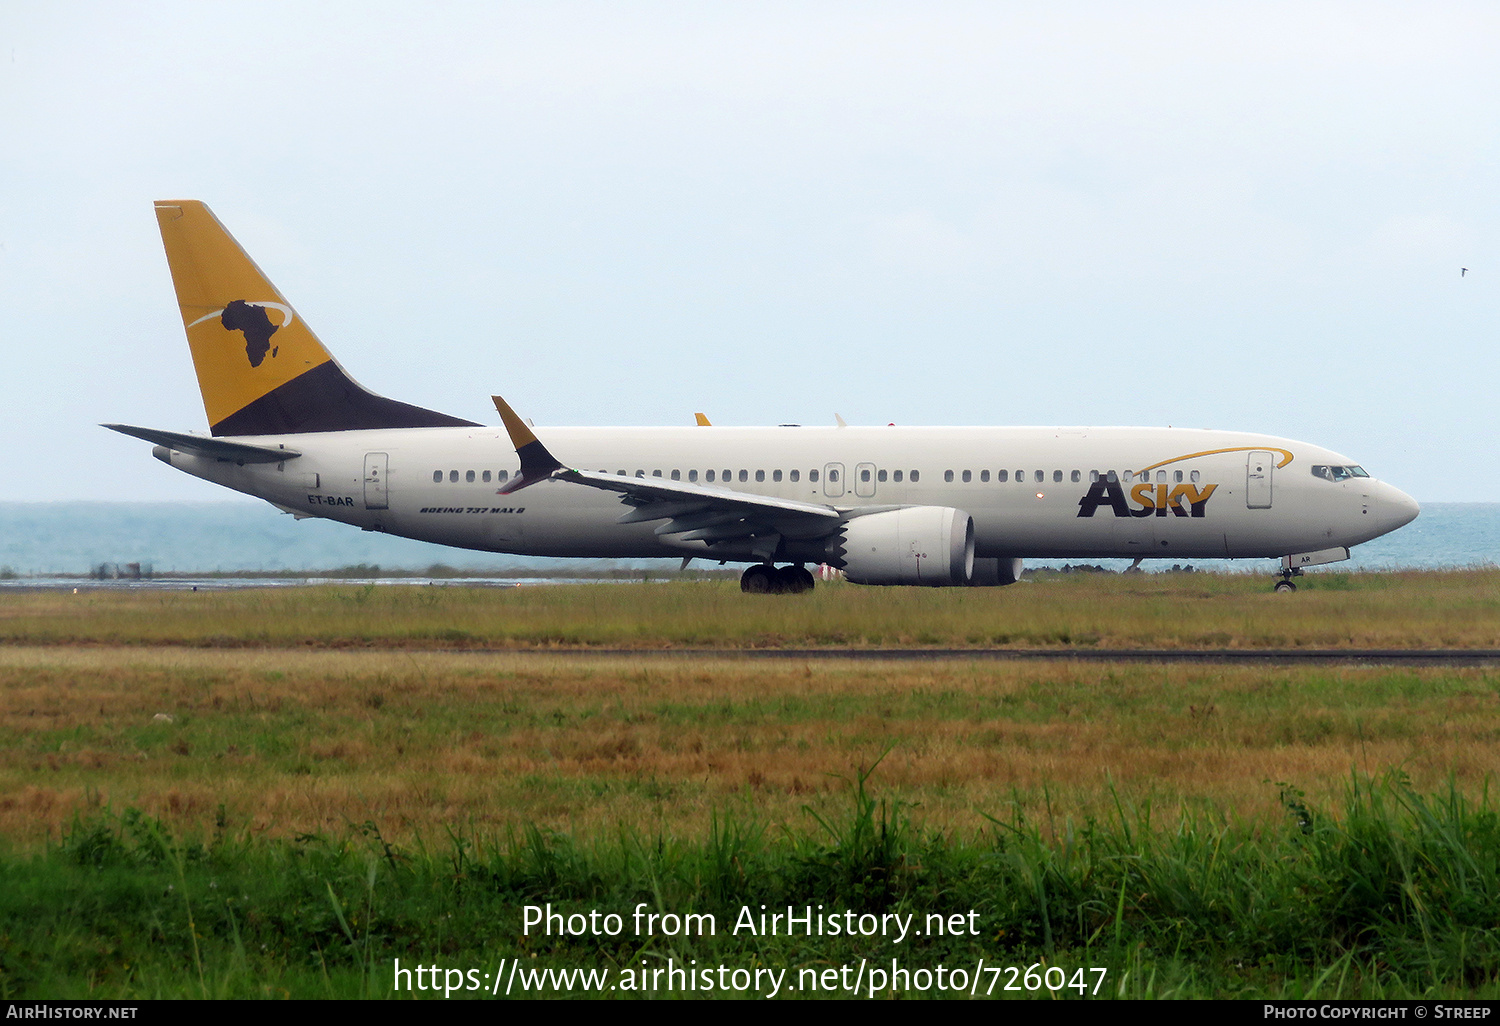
3, 1, 1496, 501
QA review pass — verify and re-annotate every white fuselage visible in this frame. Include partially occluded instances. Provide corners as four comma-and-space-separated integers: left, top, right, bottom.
156, 424, 1420, 564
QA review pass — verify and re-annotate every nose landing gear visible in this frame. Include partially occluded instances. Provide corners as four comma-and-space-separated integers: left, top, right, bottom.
740, 563, 816, 595
1274, 567, 1303, 593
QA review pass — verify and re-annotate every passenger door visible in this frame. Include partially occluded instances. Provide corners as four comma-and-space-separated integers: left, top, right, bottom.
1246, 451, 1273, 509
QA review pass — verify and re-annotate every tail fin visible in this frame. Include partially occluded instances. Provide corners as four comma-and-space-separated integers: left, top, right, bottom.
154, 201, 477, 436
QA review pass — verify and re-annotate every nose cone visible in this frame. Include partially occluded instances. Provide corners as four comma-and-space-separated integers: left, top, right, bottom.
1374, 481, 1420, 537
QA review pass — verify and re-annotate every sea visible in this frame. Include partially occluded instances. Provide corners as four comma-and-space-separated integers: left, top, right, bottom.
0, 501, 1495, 579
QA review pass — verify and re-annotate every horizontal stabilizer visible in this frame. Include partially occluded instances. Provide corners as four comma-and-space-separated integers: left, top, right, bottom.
102, 423, 300, 463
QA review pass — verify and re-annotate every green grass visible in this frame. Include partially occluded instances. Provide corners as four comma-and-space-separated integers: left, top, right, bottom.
3, 569, 1498, 649
2, 770, 1497, 999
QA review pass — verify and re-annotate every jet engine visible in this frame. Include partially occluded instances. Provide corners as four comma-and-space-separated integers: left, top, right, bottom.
833, 507, 975, 586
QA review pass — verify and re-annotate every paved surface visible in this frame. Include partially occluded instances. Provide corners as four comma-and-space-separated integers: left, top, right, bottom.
467, 648, 1500, 666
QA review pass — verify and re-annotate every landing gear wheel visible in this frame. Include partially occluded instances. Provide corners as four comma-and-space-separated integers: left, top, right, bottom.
741, 564, 777, 594
776, 565, 816, 594
1273, 566, 1303, 593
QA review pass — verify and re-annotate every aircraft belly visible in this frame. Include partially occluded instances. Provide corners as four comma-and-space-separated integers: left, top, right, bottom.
516, 514, 667, 558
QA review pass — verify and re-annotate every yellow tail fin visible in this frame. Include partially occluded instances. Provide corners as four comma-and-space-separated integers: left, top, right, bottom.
154, 201, 474, 436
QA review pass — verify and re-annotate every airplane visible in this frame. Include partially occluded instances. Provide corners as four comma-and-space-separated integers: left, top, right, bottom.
106, 201, 1420, 595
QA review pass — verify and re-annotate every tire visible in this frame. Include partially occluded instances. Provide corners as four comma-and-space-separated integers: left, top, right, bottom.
1274, 580, 1297, 593
777, 565, 815, 594
741, 565, 776, 594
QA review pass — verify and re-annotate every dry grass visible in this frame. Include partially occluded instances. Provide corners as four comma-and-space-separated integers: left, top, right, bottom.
2, 569, 1498, 649
2, 644, 1495, 849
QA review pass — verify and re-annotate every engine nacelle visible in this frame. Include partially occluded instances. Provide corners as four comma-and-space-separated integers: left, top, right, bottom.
834, 507, 975, 586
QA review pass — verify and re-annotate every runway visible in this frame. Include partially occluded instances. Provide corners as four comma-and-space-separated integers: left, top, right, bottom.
466, 648, 1500, 667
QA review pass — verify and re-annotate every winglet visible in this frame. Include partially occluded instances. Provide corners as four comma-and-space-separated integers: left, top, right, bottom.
694, 412, 712, 426
492, 395, 564, 492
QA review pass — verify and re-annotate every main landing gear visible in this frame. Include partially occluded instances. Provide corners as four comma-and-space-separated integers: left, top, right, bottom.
740, 563, 816, 595
1274, 567, 1303, 593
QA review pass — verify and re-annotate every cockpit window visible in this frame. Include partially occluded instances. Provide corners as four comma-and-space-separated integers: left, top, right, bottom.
1312, 464, 1370, 482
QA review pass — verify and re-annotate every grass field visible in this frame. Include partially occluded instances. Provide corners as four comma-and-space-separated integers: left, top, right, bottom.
2, 567, 1498, 649
1, 573, 1497, 998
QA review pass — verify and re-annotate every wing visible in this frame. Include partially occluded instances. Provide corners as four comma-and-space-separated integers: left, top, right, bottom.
559, 467, 840, 542
490, 396, 851, 557
102, 423, 301, 463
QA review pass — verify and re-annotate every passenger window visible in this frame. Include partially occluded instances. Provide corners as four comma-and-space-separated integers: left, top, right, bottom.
790, 469, 799, 482
829, 469, 840, 482
739, 470, 749, 483
465, 470, 475, 483
689, 470, 698, 482
756, 470, 765, 482
1015, 470, 1023, 482
1070, 470, 1080, 483
1053, 470, 1062, 483
963, 470, 972, 483
723, 469, 731, 481
1174, 471, 1183, 483
652, 470, 662, 478
980, 470, 989, 482
810, 470, 819, 482
449, 470, 459, 483
706, 470, 716, 482
945, 470, 955, 483
671, 470, 680, 481
1089, 470, 1099, 482
498, 470, 508, 482
432, 471, 442, 483
860, 469, 870, 483
893, 470, 903, 482
1122, 471, 1133, 484
998, 470, 1008, 482
1107, 470, 1118, 483
1190, 470, 1200, 483
636, 470, 645, 478
1156, 470, 1166, 483
773, 469, 782, 482
910, 470, 920, 483
1035, 470, 1044, 483
482, 470, 491, 483
617, 470, 627, 476
877, 469, 887, 483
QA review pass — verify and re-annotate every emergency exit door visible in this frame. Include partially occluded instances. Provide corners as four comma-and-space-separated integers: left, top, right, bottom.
364, 453, 389, 510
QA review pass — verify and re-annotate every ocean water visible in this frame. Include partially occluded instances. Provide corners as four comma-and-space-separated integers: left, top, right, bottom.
0, 501, 1494, 576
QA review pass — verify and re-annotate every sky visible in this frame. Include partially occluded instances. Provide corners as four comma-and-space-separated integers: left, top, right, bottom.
3, 1, 1497, 502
